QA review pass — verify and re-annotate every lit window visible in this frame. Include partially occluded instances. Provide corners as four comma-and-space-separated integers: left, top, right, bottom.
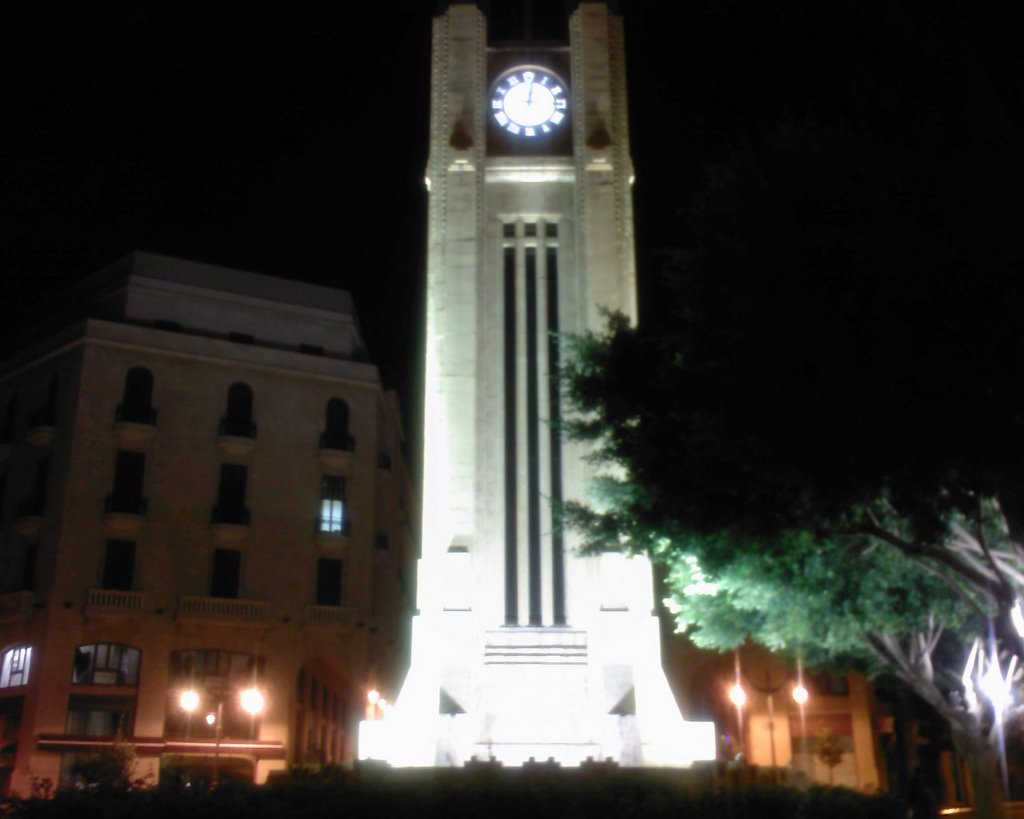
72, 644, 141, 686
320, 476, 346, 534
0, 645, 31, 688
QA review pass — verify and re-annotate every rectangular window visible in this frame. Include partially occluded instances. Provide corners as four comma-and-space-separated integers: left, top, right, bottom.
215, 463, 248, 523
319, 476, 346, 533
72, 644, 141, 686
211, 549, 241, 599
19, 456, 49, 516
20, 543, 38, 592
65, 695, 135, 736
102, 540, 135, 591
316, 558, 343, 606
110, 451, 146, 514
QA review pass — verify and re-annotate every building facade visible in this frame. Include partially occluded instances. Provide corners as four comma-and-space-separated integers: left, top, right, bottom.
0, 252, 414, 793
366, 2, 715, 766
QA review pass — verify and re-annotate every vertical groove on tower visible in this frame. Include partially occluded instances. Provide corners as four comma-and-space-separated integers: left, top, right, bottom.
526, 246, 542, 625
504, 246, 519, 625
547, 245, 566, 625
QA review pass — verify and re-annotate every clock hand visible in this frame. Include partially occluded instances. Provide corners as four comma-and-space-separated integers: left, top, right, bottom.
527, 81, 533, 105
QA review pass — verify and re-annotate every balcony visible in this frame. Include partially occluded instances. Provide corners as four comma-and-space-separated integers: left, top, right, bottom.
305, 604, 356, 630
114, 404, 157, 448
86, 588, 145, 614
177, 595, 270, 625
217, 418, 257, 458
318, 433, 355, 472
211, 505, 251, 543
14, 497, 45, 535
0, 590, 35, 622
103, 495, 148, 537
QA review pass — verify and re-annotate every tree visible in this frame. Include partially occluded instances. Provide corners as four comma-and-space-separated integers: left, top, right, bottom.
562, 111, 1024, 816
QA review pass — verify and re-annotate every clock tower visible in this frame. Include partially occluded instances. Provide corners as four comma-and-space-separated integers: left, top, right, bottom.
365, 1, 715, 766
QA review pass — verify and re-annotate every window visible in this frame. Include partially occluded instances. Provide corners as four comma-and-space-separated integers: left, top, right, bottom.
20, 543, 37, 592
117, 368, 155, 424
65, 695, 135, 736
321, 399, 353, 451
72, 643, 141, 686
524, 222, 537, 237
211, 549, 241, 598
102, 540, 135, 590
221, 383, 255, 438
108, 451, 146, 515
502, 223, 516, 238
0, 645, 31, 688
545, 222, 558, 238
28, 375, 58, 428
17, 457, 48, 517
319, 476, 346, 534
213, 463, 249, 524
316, 558, 343, 606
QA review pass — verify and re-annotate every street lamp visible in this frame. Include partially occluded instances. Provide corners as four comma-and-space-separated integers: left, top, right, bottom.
179, 688, 200, 738
178, 686, 265, 787
732, 651, 811, 769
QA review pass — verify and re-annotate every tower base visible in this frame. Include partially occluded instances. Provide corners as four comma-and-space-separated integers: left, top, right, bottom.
360, 616, 716, 768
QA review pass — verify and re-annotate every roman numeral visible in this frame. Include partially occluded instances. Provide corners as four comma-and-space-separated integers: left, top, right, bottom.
554, 99, 567, 110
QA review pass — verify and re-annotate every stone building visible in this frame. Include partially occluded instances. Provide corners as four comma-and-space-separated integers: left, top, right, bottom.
0, 251, 414, 792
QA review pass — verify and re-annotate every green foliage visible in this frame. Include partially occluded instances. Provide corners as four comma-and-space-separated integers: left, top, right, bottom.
662, 531, 975, 669
67, 738, 149, 793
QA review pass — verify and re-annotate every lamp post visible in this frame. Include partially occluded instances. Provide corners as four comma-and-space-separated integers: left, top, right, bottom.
179, 685, 265, 787
206, 701, 223, 786
731, 651, 810, 770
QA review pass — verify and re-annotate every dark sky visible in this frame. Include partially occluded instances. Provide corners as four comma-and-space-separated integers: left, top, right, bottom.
2, 1, 1020, 420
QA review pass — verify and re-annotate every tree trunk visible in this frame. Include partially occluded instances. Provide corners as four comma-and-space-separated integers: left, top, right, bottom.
955, 732, 1003, 819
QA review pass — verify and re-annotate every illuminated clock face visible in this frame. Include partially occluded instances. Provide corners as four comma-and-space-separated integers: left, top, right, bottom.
490, 67, 568, 137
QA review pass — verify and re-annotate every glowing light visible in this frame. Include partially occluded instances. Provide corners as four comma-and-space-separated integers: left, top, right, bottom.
240, 686, 265, 716
979, 652, 1017, 719
367, 689, 380, 705
728, 683, 747, 708
792, 684, 809, 705
205, 712, 217, 726
179, 689, 200, 713
1012, 600, 1024, 638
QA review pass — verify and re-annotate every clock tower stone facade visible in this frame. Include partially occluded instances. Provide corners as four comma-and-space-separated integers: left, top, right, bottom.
365, 1, 715, 766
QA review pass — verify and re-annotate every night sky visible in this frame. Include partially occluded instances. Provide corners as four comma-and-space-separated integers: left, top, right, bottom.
2, 1, 1020, 435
